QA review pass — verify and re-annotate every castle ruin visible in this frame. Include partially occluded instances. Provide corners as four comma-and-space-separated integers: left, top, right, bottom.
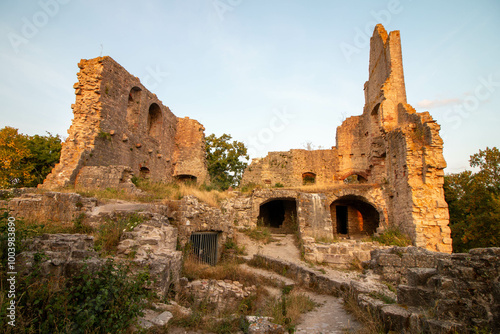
40, 24, 452, 253
41, 56, 209, 190
241, 24, 452, 253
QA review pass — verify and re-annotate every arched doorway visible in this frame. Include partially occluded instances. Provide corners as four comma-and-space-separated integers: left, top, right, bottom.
126, 87, 142, 130
258, 198, 297, 232
330, 195, 379, 236
147, 103, 162, 140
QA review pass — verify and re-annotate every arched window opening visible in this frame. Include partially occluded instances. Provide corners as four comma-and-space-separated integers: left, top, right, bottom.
302, 172, 316, 185
330, 196, 379, 237
148, 103, 162, 140
258, 198, 297, 233
139, 167, 150, 178
175, 174, 197, 184
126, 87, 142, 130
371, 103, 380, 116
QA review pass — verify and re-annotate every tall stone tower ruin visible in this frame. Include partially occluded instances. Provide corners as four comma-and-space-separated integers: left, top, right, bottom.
242, 24, 452, 253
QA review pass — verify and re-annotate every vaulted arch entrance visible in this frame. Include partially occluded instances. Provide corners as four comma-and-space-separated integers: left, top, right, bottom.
258, 198, 297, 232
330, 195, 379, 236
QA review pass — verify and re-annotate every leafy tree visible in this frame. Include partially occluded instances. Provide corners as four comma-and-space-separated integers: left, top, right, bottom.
444, 147, 500, 252
23, 132, 62, 187
0, 127, 34, 188
205, 133, 249, 190
0, 127, 62, 189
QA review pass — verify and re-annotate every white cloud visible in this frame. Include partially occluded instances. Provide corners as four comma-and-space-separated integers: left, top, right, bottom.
416, 98, 461, 109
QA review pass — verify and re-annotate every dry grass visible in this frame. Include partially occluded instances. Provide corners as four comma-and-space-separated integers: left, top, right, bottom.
343, 292, 385, 334
263, 288, 317, 330
182, 256, 278, 288
54, 179, 232, 208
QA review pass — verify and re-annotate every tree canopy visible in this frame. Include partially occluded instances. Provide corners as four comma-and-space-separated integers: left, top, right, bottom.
0, 126, 61, 188
444, 147, 500, 252
205, 133, 249, 190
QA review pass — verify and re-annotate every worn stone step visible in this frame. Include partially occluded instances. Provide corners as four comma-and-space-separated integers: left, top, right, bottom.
397, 284, 435, 307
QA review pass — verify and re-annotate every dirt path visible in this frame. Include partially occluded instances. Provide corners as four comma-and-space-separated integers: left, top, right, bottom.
236, 231, 361, 333
296, 291, 360, 333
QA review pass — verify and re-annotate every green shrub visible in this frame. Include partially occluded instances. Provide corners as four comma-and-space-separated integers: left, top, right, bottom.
0, 259, 152, 333
371, 227, 412, 247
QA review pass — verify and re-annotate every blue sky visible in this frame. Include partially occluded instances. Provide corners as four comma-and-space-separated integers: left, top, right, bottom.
1, 0, 499, 173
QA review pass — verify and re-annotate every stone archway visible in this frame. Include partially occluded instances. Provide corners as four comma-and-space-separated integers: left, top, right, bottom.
258, 198, 297, 232
330, 195, 379, 236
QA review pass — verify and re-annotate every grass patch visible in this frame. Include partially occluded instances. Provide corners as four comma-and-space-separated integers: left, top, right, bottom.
371, 227, 412, 247
368, 291, 396, 304
262, 287, 317, 332
242, 226, 277, 244
182, 256, 276, 288
77, 179, 231, 207
94, 213, 143, 255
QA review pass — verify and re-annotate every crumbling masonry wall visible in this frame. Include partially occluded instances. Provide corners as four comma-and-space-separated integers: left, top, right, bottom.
41, 56, 208, 190
241, 24, 451, 253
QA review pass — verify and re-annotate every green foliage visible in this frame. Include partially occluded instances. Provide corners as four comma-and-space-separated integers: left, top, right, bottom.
243, 226, 276, 244
205, 133, 249, 190
94, 213, 143, 255
368, 291, 396, 304
98, 130, 112, 141
23, 132, 62, 187
0, 259, 152, 333
0, 127, 34, 188
0, 127, 61, 188
66, 260, 152, 333
371, 227, 412, 247
274, 182, 284, 188
445, 147, 500, 252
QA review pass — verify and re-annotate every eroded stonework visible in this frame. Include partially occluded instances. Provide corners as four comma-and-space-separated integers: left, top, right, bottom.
241, 24, 451, 253
41, 56, 208, 190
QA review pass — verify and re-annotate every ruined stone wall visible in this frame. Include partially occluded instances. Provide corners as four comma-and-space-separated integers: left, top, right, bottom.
368, 247, 500, 332
41, 56, 208, 190
41, 58, 105, 189
1, 191, 97, 224
241, 149, 339, 187
173, 117, 209, 182
171, 196, 234, 248
240, 24, 451, 253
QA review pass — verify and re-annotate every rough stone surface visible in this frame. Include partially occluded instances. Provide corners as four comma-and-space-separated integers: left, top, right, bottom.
117, 215, 182, 297
172, 195, 234, 250
246, 316, 285, 334
17, 234, 101, 278
303, 238, 388, 268
184, 279, 256, 309
40, 56, 208, 190
1, 191, 97, 224
240, 24, 451, 253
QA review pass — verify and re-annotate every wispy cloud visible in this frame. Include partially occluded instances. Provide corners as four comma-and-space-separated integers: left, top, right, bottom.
416, 98, 461, 109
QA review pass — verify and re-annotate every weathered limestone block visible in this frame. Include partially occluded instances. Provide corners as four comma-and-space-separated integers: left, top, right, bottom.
1, 192, 97, 224
246, 316, 285, 334
184, 279, 257, 309
17, 234, 101, 278
74, 165, 137, 191
117, 216, 182, 297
